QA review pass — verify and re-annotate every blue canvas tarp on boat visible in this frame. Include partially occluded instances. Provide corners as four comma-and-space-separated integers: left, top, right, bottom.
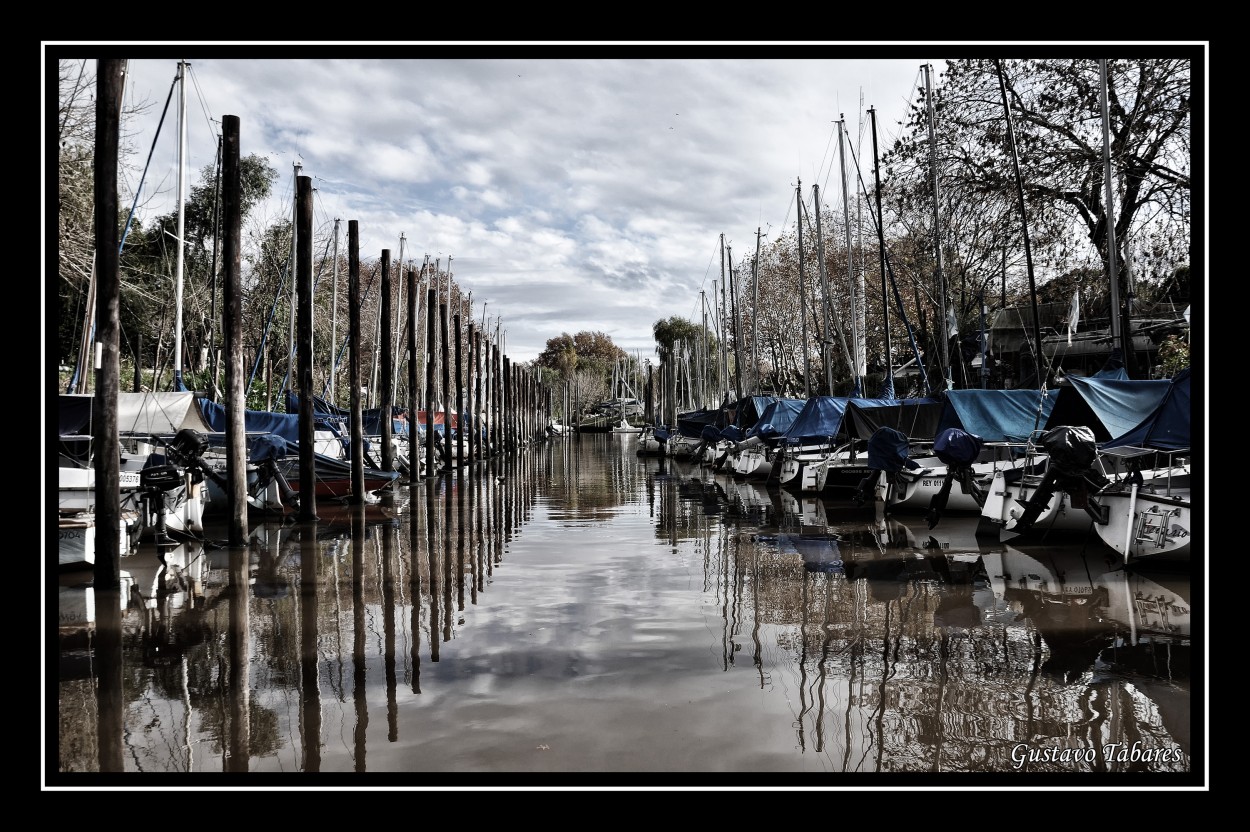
675, 407, 724, 438
1104, 367, 1191, 451
747, 398, 807, 440
730, 396, 778, 431
1043, 376, 1171, 442
781, 397, 851, 445
936, 389, 1057, 442
285, 391, 406, 437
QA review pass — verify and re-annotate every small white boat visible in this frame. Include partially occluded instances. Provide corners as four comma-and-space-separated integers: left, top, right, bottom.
611, 418, 643, 434
58, 511, 139, 571
1092, 447, 1191, 566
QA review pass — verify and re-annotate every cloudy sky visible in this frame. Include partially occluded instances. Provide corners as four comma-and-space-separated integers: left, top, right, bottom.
59, 46, 990, 363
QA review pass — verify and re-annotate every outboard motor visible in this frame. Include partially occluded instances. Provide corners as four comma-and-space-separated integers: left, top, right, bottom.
854, 427, 915, 506
1011, 425, 1109, 532
165, 428, 228, 491
925, 427, 985, 529
140, 459, 185, 545
249, 434, 298, 512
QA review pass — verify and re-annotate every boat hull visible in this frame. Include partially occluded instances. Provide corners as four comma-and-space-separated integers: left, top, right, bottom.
979, 470, 1095, 537
1094, 487, 1192, 565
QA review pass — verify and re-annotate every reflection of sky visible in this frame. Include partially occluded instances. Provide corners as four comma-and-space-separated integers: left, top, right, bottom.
58, 441, 1194, 778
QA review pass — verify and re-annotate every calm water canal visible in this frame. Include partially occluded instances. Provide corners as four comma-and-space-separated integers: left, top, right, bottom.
50, 434, 1202, 787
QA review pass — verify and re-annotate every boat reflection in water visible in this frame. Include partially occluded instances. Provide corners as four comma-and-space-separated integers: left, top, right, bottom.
54, 436, 1195, 778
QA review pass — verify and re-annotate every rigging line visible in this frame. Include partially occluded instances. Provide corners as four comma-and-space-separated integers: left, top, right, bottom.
185, 64, 220, 154
799, 196, 855, 378
692, 236, 722, 320
276, 230, 338, 399
818, 119, 839, 199
323, 262, 383, 399
120, 69, 179, 252
843, 131, 928, 395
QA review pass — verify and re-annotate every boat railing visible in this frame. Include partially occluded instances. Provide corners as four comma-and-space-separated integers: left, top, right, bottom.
1096, 446, 1191, 498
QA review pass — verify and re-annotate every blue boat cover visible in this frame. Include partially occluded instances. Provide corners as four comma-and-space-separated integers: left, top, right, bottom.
199, 397, 352, 454
746, 398, 806, 440
934, 427, 985, 467
936, 389, 1056, 442
1043, 376, 1171, 442
730, 396, 779, 431
59, 394, 94, 436
782, 397, 851, 445
675, 408, 724, 438
866, 426, 913, 472
286, 391, 402, 437
1105, 367, 1191, 450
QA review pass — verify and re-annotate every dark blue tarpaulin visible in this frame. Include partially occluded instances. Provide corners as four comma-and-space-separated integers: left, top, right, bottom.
843, 397, 944, 441
781, 397, 852, 445
747, 398, 807, 440
675, 408, 724, 438
1043, 376, 1171, 442
936, 389, 1056, 442
1105, 367, 1191, 451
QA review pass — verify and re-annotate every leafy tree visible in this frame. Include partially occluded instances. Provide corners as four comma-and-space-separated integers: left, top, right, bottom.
881, 57, 1191, 381
119, 154, 278, 387
1157, 334, 1189, 378
57, 59, 155, 377
535, 333, 580, 379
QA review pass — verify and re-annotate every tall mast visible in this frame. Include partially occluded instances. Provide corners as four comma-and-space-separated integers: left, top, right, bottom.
868, 107, 894, 398
330, 219, 340, 403
994, 59, 1044, 387
752, 228, 761, 395
1099, 58, 1131, 375
812, 184, 853, 393
700, 289, 708, 407
727, 245, 743, 401
718, 234, 728, 402
173, 60, 188, 391
924, 63, 953, 391
837, 116, 863, 395
796, 179, 809, 398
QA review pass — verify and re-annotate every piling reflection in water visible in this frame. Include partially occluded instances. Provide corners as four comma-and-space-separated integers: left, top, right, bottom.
54, 434, 1195, 777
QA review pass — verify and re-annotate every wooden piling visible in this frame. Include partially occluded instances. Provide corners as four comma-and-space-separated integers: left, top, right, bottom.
425, 288, 437, 477
465, 322, 472, 462
440, 302, 451, 470
221, 114, 248, 543
92, 58, 124, 588
407, 266, 419, 485
296, 176, 318, 521
347, 221, 366, 503
379, 249, 394, 472
455, 313, 464, 467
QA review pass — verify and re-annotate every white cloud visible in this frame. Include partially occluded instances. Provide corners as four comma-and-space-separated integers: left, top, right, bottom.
57, 47, 950, 362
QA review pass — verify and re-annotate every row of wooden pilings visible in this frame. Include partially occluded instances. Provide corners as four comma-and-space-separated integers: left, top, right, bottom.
374, 242, 555, 487
87, 61, 553, 589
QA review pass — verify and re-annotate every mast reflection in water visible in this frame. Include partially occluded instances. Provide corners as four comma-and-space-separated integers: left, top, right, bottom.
53, 434, 1197, 781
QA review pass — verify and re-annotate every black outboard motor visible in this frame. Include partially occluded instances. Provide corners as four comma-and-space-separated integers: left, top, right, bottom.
1011, 425, 1109, 533
140, 460, 185, 546
926, 427, 985, 529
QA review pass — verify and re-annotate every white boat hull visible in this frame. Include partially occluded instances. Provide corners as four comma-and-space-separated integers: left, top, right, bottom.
1094, 487, 1192, 564
979, 470, 1094, 536
58, 514, 136, 570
